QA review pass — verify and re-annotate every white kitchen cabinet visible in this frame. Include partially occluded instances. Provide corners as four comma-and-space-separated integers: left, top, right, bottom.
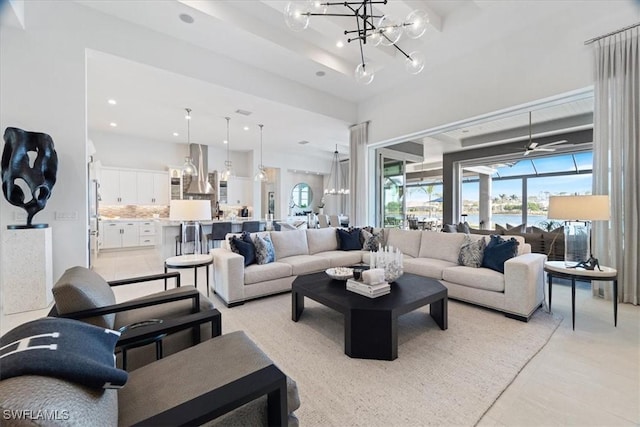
226, 177, 252, 205
138, 221, 156, 246
137, 171, 169, 205
101, 221, 140, 249
101, 168, 137, 205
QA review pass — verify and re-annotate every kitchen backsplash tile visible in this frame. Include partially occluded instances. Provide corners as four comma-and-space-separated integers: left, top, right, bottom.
99, 205, 169, 218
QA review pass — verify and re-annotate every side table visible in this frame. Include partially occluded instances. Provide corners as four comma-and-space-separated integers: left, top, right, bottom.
544, 261, 618, 330
165, 254, 213, 296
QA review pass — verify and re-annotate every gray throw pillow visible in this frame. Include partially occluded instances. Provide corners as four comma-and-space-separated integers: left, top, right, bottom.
458, 235, 486, 268
253, 234, 275, 264
361, 228, 383, 252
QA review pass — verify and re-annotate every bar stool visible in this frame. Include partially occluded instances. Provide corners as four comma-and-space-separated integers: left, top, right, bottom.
206, 222, 232, 250
241, 221, 261, 233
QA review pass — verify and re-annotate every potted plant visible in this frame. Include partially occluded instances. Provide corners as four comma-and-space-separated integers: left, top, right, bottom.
317, 198, 325, 215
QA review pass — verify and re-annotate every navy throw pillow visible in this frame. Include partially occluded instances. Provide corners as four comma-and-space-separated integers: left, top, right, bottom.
230, 235, 256, 266
481, 235, 519, 273
0, 317, 127, 389
337, 228, 362, 251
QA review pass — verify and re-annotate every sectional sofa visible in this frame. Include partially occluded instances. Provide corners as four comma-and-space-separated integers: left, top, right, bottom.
210, 227, 546, 321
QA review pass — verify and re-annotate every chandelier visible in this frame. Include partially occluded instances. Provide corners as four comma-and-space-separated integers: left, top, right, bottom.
284, 0, 429, 84
324, 145, 349, 195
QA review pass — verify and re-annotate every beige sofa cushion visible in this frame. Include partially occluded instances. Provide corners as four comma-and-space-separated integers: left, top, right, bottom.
244, 262, 293, 285
52, 266, 116, 329
418, 232, 466, 263
306, 228, 338, 255
270, 229, 309, 259
314, 250, 364, 267
404, 258, 458, 280
278, 255, 330, 275
442, 266, 505, 292
385, 229, 422, 258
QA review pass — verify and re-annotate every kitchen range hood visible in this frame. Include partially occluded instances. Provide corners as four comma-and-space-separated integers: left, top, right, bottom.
185, 144, 214, 194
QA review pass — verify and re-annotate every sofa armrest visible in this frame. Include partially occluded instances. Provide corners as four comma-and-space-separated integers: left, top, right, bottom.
503, 253, 547, 318
211, 248, 246, 306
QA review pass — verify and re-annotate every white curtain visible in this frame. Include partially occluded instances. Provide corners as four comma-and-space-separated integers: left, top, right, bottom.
348, 122, 369, 226
592, 26, 639, 304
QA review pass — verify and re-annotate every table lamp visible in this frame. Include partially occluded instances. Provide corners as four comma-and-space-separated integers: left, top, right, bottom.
170, 200, 212, 255
547, 195, 609, 268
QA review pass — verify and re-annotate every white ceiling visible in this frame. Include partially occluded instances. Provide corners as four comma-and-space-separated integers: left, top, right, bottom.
81, 0, 596, 158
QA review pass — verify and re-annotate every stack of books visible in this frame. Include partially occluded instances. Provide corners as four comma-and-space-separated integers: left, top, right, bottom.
346, 279, 390, 298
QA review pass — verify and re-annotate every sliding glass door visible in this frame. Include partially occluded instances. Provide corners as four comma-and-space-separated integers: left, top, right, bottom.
378, 151, 406, 228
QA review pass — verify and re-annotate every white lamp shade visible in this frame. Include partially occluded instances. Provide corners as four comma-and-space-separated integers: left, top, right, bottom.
170, 200, 212, 221
547, 195, 610, 221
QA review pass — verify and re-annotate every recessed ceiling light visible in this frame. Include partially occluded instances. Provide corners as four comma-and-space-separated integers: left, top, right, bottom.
107, 99, 117, 105
336, 41, 344, 48
109, 122, 117, 127
173, 132, 179, 137
315, 71, 326, 77
243, 126, 249, 131
223, 140, 228, 144
179, 13, 194, 24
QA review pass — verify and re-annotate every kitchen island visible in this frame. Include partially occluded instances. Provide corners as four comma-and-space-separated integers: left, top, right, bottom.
155, 219, 267, 260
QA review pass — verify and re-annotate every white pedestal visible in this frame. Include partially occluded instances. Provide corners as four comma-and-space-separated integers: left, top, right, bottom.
2, 227, 53, 314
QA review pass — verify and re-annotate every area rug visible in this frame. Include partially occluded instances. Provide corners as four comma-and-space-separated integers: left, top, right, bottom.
216, 293, 562, 426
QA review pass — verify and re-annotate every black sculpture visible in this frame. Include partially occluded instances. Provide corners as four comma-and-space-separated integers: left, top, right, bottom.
1, 127, 58, 229
569, 254, 602, 271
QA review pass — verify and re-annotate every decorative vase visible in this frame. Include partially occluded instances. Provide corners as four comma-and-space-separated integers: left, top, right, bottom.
318, 208, 324, 215
370, 246, 404, 283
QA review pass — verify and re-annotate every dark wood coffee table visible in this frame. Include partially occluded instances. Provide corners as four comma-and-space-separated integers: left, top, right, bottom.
292, 272, 447, 360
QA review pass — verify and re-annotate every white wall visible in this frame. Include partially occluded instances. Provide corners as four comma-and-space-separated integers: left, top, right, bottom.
0, 2, 89, 295
359, 1, 640, 144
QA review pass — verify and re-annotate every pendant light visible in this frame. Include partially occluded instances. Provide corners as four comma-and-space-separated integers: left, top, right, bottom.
324, 145, 349, 195
220, 117, 233, 181
181, 108, 198, 176
254, 124, 268, 182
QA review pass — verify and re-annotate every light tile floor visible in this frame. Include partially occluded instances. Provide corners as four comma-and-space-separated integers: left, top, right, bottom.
2, 248, 638, 426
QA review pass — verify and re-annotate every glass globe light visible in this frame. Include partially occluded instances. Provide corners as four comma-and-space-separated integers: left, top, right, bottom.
308, 0, 327, 14
405, 51, 426, 75
220, 167, 232, 182
182, 157, 197, 176
355, 63, 374, 85
284, 2, 310, 31
254, 167, 268, 182
377, 15, 402, 46
405, 10, 429, 39
369, 30, 383, 47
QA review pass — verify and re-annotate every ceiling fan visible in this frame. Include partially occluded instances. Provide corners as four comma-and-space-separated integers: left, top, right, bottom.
522, 111, 567, 156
